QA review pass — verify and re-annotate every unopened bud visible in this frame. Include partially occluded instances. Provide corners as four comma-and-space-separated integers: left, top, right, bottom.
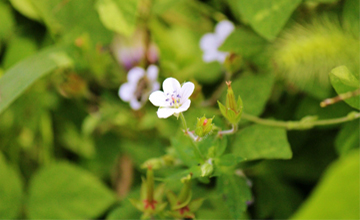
195, 116, 215, 137
200, 159, 214, 177
218, 81, 243, 124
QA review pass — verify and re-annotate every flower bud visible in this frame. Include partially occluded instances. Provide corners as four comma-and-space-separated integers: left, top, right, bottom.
218, 81, 243, 124
141, 158, 163, 170
195, 115, 215, 137
200, 159, 214, 177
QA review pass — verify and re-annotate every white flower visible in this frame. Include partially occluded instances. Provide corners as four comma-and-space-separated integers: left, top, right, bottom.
200, 20, 235, 63
149, 78, 195, 118
119, 65, 160, 110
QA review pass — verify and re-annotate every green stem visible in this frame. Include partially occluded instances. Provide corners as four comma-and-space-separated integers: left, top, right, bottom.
218, 123, 238, 136
179, 113, 204, 162
242, 112, 360, 130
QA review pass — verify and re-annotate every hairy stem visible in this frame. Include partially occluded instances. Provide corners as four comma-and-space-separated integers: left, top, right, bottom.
218, 123, 238, 136
180, 113, 204, 161
242, 112, 360, 130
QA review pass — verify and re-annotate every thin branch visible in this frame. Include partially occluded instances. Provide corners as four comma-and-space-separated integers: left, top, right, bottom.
242, 112, 360, 130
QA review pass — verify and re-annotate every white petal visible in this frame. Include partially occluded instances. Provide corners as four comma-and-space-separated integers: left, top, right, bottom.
180, 82, 195, 103
200, 33, 217, 51
127, 67, 145, 83
130, 99, 142, 110
162, 77, 181, 94
119, 83, 135, 101
174, 99, 191, 113
146, 65, 159, 81
203, 50, 219, 63
149, 91, 168, 107
215, 20, 235, 42
157, 107, 176, 118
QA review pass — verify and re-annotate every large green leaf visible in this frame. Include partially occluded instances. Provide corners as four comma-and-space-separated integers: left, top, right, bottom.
0, 46, 72, 115
222, 72, 274, 116
235, 0, 302, 41
216, 174, 252, 219
27, 162, 117, 219
292, 149, 360, 219
219, 27, 267, 58
335, 120, 359, 156
95, 0, 140, 37
329, 65, 360, 109
232, 124, 292, 160
0, 152, 23, 219
29, 0, 112, 44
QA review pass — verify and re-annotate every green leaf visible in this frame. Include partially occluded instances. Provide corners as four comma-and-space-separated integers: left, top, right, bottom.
216, 154, 244, 167
219, 27, 268, 58
329, 66, 360, 109
2, 36, 37, 70
27, 162, 117, 219
29, 0, 112, 44
232, 124, 292, 160
60, 122, 96, 158
0, 1, 15, 40
171, 137, 198, 167
0, 46, 72, 115
343, 0, 359, 37
254, 174, 303, 219
95, 0, 139, 37
292, 149, 360, 219
9, 0, 41, 21
107, 188, 141, 219
0, 152, 23, 219
217, 174, 252, 219
335, 120, 359, 156
222, 72, 274, 116
236, 0, 302, 41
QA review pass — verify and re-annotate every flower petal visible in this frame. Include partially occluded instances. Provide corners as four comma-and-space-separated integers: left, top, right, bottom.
215, 20, 235, 42
149, 91, 168, 107
202, 50, 219, 63
130, 99, 142, 110
200, 33, 217, 51
127, 67, 145, 83
119, 82, 135, 101
157, 107, 176, 118
163, 77, 181, 94
146, 65, 159, 81
180, 82, 195, 103
152, 81, 160, 91
174, 99, 191, 113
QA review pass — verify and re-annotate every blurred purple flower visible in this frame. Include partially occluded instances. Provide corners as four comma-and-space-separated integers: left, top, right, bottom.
119, 65, 160, 110
200, 20, 235, 63
112, 30, 159, 70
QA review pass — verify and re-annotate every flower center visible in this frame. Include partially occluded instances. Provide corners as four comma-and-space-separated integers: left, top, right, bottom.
135, 77, 149, 102
165, 91, 181, 108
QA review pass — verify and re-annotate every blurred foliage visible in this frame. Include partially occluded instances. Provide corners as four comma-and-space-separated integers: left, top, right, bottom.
0, 0, 359, 219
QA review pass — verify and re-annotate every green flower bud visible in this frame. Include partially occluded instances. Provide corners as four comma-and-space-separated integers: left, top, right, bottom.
141, 158, 163, 170
195, 115, 215, 137
200, 159, 214, 177
218, 81, 243, 124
